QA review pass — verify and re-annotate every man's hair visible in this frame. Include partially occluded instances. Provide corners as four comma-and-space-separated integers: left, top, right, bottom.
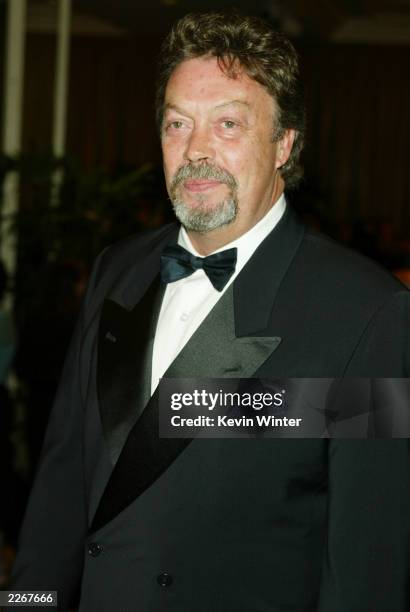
156, 12, 306, 189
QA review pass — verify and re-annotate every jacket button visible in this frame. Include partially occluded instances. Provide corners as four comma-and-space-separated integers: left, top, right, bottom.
88, 542, 103, 557
157, 572, 173, 587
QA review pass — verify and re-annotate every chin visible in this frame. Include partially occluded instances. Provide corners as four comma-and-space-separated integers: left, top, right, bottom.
172, 197, 238, 233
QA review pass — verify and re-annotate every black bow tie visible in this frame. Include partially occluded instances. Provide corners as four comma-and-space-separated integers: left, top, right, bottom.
160, 244, 237, 292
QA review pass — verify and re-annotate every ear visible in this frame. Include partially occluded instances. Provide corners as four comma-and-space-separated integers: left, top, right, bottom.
275, 129, 296, 169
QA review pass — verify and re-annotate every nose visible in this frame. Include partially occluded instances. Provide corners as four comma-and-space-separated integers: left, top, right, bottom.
184, 125, 215, 163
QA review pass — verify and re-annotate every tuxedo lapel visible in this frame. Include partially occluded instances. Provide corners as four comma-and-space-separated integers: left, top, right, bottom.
234, 203, 305, 336
97, 277, 164, 465
90, 386, 191, 533
166, 284, 281, 379
96, 222, 179, 465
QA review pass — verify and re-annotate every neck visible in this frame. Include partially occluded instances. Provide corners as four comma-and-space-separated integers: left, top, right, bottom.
188, 225, 250, 256
187, 181, 285, 256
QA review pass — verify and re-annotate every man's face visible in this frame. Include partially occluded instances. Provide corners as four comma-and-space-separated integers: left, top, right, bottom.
161, 56, 294, 241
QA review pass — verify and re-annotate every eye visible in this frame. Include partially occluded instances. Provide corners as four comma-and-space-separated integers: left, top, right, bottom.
222, 120, 237, 129
167, 120, 184, 130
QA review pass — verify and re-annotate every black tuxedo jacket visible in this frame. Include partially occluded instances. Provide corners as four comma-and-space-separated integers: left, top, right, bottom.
11, 206, 410, 611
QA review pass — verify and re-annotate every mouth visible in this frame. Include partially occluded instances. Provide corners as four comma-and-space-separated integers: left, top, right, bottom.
183, 179, 223, 193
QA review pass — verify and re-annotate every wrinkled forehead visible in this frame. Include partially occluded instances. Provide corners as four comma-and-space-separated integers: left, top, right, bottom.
164, 56, 277, 119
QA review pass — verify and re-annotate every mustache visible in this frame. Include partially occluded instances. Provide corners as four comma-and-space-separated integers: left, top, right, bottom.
170, 163, 238, 192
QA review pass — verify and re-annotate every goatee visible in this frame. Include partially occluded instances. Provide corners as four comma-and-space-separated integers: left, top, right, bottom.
169, 163, 239, 233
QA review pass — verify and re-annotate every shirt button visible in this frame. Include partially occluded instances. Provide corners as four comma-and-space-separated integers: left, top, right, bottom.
88, 542, 103, 557
157, 572, 173, 587
180, 312, 189, 322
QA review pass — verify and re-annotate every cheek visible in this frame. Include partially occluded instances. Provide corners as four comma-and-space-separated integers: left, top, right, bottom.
233, 148, 276, 196
162, 136, 185, 158
220, 147, 249, 179
226, 147, 262, 189
162, 142, 182, 180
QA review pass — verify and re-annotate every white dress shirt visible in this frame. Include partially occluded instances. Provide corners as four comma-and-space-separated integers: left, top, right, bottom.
151, 194, 287, 393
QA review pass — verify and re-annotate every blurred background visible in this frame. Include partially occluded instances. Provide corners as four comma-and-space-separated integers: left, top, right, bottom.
0, 0, 409, 581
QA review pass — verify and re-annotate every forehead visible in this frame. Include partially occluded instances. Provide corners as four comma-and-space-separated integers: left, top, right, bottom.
164, 56, 275, 114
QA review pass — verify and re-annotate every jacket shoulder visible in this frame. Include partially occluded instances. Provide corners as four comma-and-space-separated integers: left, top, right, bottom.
94, 223, 178, 284
80, 223, 177, 315
301, 229, 406, 300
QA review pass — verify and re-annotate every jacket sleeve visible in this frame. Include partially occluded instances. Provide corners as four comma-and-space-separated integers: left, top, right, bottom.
318, 290, 410, 610
318, 439, 410, 611
9, 251, 107, 611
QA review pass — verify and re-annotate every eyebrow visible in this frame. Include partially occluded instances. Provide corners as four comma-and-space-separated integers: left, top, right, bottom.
163, 99, 251, 115
214, 100, 251, 110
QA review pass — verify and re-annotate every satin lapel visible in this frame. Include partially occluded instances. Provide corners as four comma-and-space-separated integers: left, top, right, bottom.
96, 223, 179, 465
166, 284, 281, 379
97, 276, 165, 465
90, 387, 192, 533
234, 204, 305, 336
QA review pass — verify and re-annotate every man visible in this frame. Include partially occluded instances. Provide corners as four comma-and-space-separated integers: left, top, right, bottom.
10, 12, 409, 612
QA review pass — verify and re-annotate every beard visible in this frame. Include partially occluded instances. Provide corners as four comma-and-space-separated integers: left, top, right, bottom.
169, 163, 239, 233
